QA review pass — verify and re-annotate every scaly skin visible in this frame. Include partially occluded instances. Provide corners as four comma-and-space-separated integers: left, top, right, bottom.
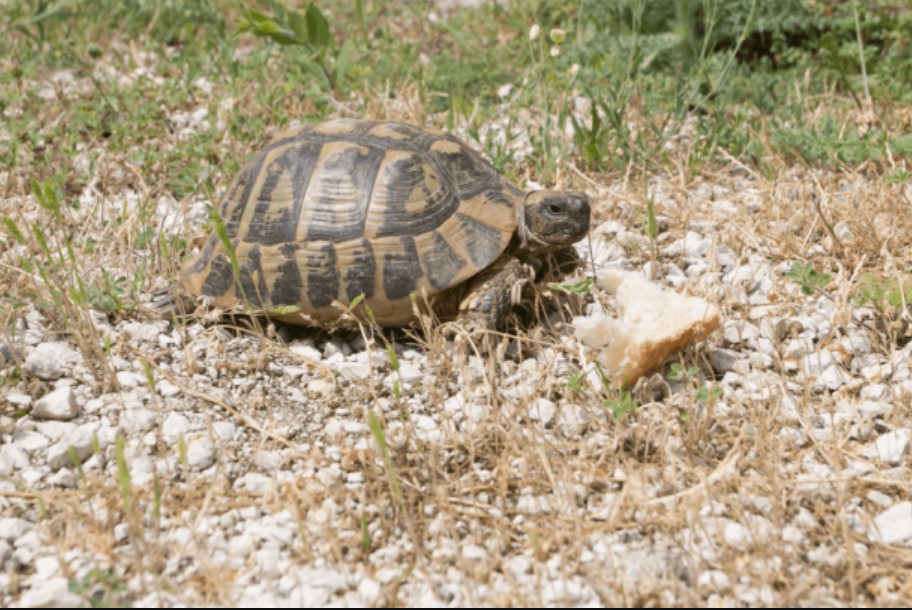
457, 256, 534, 331
450, 190, 591, 331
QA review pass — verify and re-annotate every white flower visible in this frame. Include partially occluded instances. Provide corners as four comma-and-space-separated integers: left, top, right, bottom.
550, 45, 560, 58
569, 63, 580, 76
529, 24, 541, 41
549, 28, 566, 44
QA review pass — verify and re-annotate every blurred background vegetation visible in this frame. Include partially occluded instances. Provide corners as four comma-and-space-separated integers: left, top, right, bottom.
3, 0, 911, 188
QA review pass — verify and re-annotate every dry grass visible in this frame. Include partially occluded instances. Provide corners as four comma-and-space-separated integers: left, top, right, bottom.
5, 160, 912, 605
3, 5, 912, 607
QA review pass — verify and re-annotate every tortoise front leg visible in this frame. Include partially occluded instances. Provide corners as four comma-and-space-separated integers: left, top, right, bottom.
457, 256, 535, 331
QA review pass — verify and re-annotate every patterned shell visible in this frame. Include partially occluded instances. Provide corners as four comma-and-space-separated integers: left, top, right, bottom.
180, 119, 523, 326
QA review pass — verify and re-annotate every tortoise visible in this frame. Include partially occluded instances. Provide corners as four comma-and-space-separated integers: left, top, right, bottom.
175, 118, 590, 329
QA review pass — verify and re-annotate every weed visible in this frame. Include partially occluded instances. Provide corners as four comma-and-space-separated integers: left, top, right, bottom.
177, 435, 188, 468
561, 369, 590, 394
602, 390, 638, 419
68, 447, 86, 482
549, 278, 592, 297
668, 363, 700, 383
152, 474, 162, 522
669, 362, 721, 409
695, 384, 722, 406
361, 510, 371, 552
385, 340, 401, 404
68, 568, 128, 608
141, 361, 155, 393
855, 273, 912, 314
0, 367, 23, 393
786, 262, 832, 296
84, 270, 127, 314
115, 434, 131, 513
269, 304, 303, 317
569, 100, 613, 172
367, 410, 404, 510
644, 195, 659, 272
237, 2, 354, 97
886, 169, 912, 185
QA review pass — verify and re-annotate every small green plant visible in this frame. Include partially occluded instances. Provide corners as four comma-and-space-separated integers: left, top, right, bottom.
786, 262, 832, 295
385, 341, 401, 404
348, 293, 365, 312
68, 447, 86, 482
886, 169, 912, 185
855, 273, 912, 313
68, 567, 128, 608
269, 304, 302, 316
367, 411, 404, 510
9, 0, 74, 52
134, 226, 156, 249
0, 366, 23, 394
772, 120, 885, 167
549, 278, 592, 297
114, 434, 131, 513
561, 369, 590, 394
644, 195, 659, 268
591, 364, 637, 419
177, 435, 188, 467
668, 363, 700, 382
237, 2, 354, 96
521, 23, 575, 181
677, 409, 691, 427
602, 390, 638, 419
696, 384, 722, 406
141, 361, 155, 393
569, 100, 615, 172
84, 270, 127, 313
361, 510, 371, 552
477, 122, 518, 174
152, 473, 162, 522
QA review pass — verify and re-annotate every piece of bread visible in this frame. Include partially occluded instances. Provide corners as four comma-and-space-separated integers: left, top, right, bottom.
574, 269, 720, 387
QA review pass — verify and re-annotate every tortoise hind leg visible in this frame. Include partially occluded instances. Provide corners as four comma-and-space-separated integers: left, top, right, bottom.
149, 285, 198, 321
456, 256, 534, 332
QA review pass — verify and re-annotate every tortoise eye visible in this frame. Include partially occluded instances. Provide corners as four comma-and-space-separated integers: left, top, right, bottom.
547, 203, 563, 215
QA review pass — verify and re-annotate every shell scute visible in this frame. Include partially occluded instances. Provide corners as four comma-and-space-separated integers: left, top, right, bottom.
368, 151, 459, 239
422, 231, 467, 290
303, 242, 341, 308
380, 235, 423, 301
268, 243, 304, 306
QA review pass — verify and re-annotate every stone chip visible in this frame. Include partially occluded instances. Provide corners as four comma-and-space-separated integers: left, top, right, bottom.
32, 386, 78, 420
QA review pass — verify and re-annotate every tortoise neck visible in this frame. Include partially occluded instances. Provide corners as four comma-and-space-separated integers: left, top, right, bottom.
515, 195, 557, 256
512, 229, 558, 258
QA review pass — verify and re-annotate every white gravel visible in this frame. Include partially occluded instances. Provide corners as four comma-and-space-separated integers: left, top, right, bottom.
24, 342, 81, 380
3, 122, 912, 605
31, 386, 78, 420
872, 502, 912, 544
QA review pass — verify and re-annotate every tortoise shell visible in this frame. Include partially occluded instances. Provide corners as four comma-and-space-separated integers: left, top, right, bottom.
180, 119, 523, 327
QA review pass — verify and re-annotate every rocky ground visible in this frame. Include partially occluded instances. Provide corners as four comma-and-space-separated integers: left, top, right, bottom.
3, 148, 912, 604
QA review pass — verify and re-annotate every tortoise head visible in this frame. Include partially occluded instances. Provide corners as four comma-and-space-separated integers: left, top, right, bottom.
517, 190, 591, 255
